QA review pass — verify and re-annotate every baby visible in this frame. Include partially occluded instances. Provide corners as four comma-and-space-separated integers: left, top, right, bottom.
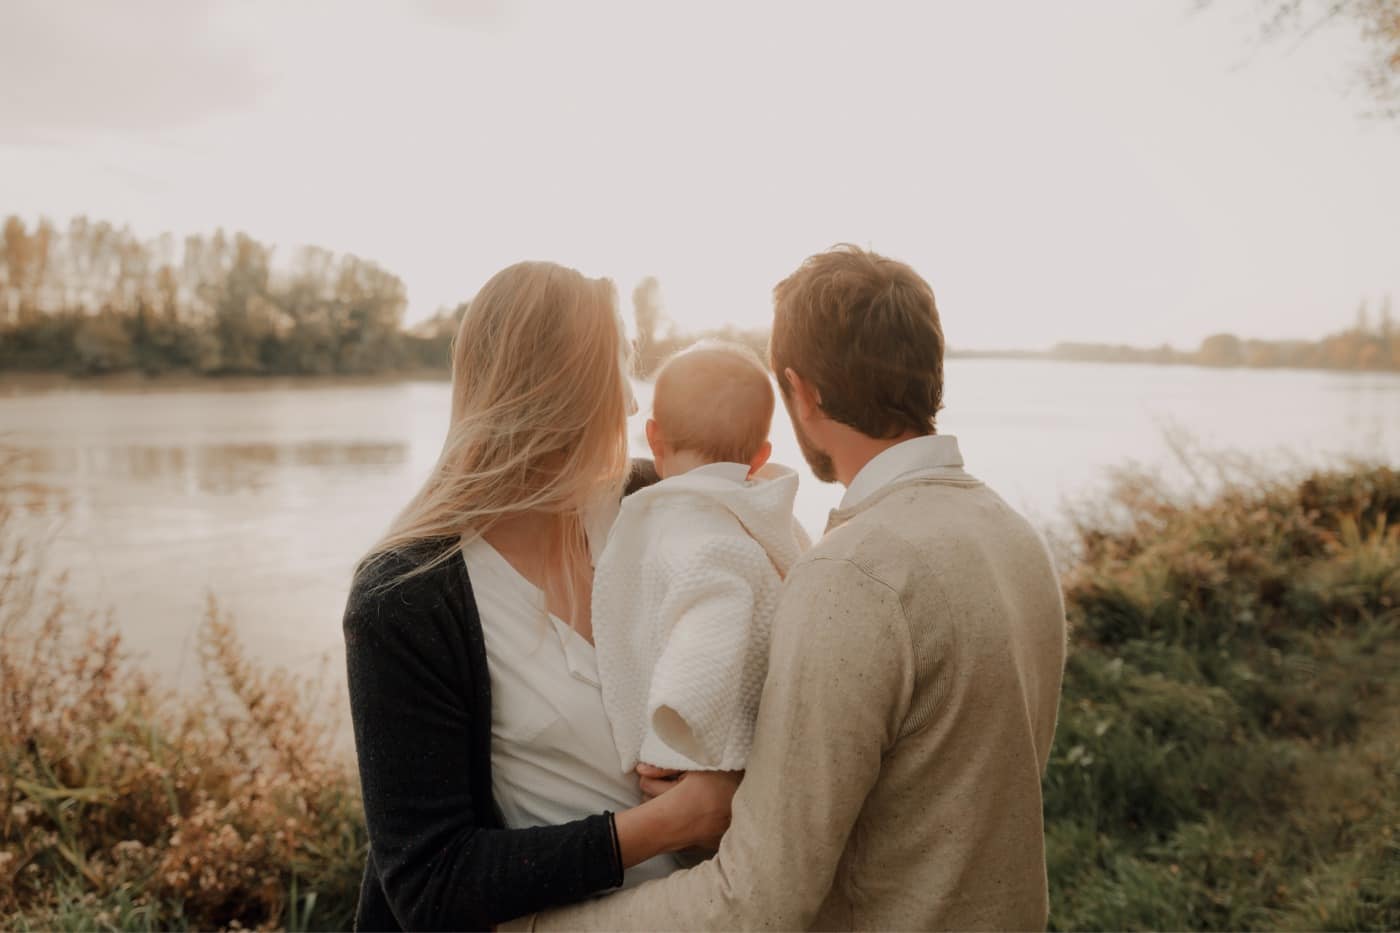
593, 342, 808, 774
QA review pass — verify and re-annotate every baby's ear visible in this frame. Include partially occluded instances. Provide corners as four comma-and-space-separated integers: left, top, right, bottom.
645, 419, 665, 461
748, 440, 773, 477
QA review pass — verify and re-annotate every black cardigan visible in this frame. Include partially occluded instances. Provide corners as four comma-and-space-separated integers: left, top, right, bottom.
343, 463, 660, 931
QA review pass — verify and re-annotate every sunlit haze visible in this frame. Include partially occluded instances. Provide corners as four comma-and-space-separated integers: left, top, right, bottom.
3, 0, 1398, 349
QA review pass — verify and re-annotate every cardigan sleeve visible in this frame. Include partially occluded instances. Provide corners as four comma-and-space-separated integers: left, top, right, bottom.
344, 552, 623, 931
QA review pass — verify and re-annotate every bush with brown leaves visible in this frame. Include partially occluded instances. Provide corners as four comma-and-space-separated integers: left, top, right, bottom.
0, 488, 365, 931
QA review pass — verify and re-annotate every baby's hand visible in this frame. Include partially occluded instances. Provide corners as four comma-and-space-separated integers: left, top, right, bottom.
636, 762, 683, 799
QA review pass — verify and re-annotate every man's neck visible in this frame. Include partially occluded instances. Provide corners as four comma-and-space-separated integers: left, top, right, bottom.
831, 429, 926, 488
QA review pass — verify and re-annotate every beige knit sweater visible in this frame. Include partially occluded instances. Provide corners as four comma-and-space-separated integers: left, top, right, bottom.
514, 471, 1068, 931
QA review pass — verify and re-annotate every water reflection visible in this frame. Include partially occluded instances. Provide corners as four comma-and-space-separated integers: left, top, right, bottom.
12, 441, 406, 496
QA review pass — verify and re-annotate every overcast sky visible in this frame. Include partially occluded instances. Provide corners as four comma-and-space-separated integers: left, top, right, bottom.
2, 0, 1397, 349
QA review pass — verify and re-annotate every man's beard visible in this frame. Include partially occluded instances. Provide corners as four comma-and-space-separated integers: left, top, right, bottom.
785, 399, 837, 483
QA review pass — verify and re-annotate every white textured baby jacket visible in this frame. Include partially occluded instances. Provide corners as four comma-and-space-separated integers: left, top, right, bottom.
593, 461, 807, 772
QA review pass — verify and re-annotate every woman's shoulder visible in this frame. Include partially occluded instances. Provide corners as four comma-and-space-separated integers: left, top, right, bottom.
345, 537, 473, 635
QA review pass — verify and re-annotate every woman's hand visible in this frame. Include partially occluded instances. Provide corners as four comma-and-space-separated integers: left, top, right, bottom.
666, 769, 742, 851
635, 764, 741, 846
613, 768, 742, 866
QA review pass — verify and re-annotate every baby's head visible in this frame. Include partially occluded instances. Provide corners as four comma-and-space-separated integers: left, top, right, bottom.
646, 342, 775, 480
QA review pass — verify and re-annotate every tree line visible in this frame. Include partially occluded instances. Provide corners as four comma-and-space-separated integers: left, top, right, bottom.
5, 214, 1394, 380
0, 218, 766, 382
1046, 298, 1400, 372
0, 215, 453, 376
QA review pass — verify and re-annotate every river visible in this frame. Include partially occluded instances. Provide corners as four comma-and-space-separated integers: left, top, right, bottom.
3, 360, 1398, 694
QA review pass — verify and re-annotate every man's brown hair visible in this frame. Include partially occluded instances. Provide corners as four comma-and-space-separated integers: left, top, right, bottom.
770, 244, 944, 439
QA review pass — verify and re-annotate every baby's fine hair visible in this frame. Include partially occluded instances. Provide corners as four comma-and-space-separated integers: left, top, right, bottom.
652, 341, 775, 464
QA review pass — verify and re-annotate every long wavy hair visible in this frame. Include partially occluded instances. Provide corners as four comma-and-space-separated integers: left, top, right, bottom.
365, 261, 632, 610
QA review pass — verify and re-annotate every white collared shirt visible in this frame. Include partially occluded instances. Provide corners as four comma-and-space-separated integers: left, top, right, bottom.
839, 434, 968, 511
462, 534, 681, 889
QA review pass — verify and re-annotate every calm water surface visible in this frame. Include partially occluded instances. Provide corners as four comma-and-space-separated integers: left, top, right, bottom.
3, 360, 1398, 692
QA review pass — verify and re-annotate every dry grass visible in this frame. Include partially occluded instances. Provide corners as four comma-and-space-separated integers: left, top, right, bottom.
0, 483, 365, 931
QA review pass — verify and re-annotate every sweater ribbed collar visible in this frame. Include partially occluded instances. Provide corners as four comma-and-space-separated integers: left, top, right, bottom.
826, 435, 978, 533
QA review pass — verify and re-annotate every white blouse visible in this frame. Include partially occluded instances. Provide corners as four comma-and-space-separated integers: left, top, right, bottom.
461, 533, 681, 889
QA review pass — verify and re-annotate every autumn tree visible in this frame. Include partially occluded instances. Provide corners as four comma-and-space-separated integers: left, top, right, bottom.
1225, 0, 1400, 117
0, 215, 411, 377
1198, 333, 1245, 366
632, 278, 664, 348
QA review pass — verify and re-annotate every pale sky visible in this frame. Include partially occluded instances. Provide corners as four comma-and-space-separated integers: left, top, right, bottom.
2, 0, 1397, 349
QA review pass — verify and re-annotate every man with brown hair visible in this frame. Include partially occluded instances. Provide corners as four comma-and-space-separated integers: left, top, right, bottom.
513, 245, 1068, 930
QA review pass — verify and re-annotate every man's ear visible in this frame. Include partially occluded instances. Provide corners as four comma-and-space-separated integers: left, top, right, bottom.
783, 368, 821, 421
748, 440, 773, 478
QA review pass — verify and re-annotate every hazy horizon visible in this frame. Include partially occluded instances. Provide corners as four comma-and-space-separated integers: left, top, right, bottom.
3, 0, 1398, 350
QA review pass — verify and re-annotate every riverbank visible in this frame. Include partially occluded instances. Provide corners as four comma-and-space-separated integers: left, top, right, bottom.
2, 464, 1397, 929
8, 336, 1400, 395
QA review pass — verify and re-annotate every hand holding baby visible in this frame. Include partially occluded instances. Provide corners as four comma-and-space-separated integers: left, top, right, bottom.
637, 763, 743, 852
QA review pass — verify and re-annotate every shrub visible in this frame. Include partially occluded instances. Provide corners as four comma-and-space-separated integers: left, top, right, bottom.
0, 489, 365, 931
1047, 465, 1400, 930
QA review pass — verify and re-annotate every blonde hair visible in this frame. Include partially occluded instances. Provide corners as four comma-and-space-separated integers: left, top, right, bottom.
366, 261, 632, 595
653, 341, 774, 464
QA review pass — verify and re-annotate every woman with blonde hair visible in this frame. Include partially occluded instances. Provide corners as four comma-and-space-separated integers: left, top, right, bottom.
342, 261, 736, 931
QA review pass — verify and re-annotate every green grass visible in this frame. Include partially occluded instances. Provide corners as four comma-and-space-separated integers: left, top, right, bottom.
1045, 465, 1400, 930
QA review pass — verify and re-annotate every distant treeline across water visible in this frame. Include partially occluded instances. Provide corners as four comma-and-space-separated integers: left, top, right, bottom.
1028, 318, 1400, 372
0, 215, 450, 377
2, 215, 1394, 379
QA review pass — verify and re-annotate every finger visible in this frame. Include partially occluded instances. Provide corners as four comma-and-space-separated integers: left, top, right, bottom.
639, 776, 678, 798
636, 763, 682, 779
